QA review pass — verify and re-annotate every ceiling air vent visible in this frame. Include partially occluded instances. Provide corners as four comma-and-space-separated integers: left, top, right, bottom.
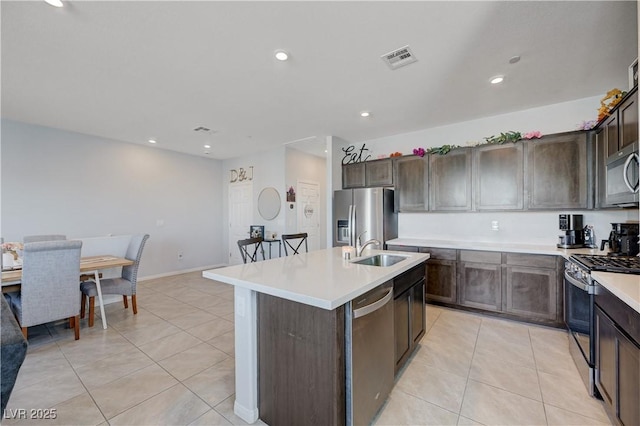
381, 45, 417, 70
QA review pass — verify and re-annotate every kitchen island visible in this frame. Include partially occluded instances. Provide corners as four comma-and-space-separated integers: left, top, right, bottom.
202, 247, 429, 425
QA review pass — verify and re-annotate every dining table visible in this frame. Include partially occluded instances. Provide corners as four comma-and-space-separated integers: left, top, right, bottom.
1, 255, 134, 330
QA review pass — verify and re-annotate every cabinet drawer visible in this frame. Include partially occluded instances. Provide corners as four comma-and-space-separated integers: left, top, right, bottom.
419, 247, 457, 260
505, 253, 557, 269
459, 250, 501, 264
596, 284, 640, 344
394, 264, 425, 296
387, 245, 419, 253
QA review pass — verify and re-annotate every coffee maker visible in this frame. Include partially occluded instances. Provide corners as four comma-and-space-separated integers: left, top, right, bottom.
557, 214, 585, 248
600, 223, 640, 256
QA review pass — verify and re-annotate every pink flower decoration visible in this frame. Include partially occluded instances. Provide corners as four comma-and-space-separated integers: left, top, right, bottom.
413, 147, 426, 157
523, 131, 542, 139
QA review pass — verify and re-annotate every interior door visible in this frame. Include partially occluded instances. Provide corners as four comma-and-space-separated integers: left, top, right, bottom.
297, 180, 321, 251
229, 181, 253, 265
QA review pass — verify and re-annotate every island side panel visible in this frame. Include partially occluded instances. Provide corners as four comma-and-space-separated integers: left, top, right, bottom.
258, 293, 346, 426
233, 286, 259, 423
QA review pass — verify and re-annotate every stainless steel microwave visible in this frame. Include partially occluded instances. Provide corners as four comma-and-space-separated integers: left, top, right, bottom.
606, 141, 639, 206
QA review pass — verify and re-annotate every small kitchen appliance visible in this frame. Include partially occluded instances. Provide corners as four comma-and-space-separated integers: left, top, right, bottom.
557, 214, 585, 248
564, 253, 640, 396
583, 225, 597, 248
599, 222, 640, 256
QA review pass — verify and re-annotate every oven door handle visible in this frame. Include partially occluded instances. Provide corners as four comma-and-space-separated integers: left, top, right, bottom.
564, 270, 594, 294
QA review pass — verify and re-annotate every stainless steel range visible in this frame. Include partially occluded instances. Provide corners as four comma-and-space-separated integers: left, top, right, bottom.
564, 254, 640, 396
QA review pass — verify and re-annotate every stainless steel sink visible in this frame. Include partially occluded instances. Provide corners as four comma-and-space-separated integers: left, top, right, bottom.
352, 254, 408, 267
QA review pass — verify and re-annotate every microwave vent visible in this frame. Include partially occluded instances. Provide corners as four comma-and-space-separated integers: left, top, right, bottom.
381, 45, 418, 70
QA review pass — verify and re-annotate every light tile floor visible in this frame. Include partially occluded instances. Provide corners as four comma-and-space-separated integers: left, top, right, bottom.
3, 271, 610, 425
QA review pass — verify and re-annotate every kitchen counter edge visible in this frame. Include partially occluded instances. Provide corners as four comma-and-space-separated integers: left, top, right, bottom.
386, 238, 608, 258
592, 271, 640, 314
202, 248, 430, 311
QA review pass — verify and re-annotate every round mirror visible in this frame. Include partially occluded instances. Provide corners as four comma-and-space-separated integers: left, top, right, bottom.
258, 187, 281, 220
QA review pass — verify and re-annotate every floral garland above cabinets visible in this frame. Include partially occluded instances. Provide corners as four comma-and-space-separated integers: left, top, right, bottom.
413, 130, 542, 156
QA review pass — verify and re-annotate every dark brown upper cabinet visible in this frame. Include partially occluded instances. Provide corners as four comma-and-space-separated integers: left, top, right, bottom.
394, 156, 428, 212
525, 131, 592, 210
342, 158, 393, 189
474, 143, 524, 210
429, 148, 472, 211
603, 88, 638, 160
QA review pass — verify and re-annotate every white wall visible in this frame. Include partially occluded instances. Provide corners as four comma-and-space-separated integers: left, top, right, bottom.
1, 119, 225, 277
334, 96, 640, 246
348, 95, 604, 157
400, 210, 637, 247
285, 147, 327, 249
222, 148, 286, 261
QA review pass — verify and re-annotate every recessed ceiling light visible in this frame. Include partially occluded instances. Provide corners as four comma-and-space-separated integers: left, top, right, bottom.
44, 0, 63, 7
204, 144, 211, 149
360, 111, 371, 117
490, 75, 505, 85
148, 139, 157, 144
275, 50, 289, 61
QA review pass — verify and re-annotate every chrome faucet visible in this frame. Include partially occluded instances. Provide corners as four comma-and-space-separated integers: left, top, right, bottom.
356, 231, 381, 257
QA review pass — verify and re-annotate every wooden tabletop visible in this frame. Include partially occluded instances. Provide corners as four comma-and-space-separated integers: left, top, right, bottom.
1, 255, 134, 285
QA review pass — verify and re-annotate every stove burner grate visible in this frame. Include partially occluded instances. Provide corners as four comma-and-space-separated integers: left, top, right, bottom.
571, 254, 640, 274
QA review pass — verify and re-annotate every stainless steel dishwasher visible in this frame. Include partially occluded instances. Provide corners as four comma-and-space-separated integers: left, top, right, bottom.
345, 281, 394, 426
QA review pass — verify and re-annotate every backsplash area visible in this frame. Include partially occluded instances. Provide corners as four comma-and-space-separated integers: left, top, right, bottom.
398, 210, 639, 246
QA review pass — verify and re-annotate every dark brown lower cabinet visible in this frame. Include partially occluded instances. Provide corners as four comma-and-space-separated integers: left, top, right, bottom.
393, 264, 426, 373
505, 266, 557, 320
387, 246, 563, 326
618, 332, 640, 426
458, 262, 502, 311
458, 250, 502, 312
595, 285, 640, 426
420, 248, 457, 304
504, 253, 561, 321
258, 293, 345, 426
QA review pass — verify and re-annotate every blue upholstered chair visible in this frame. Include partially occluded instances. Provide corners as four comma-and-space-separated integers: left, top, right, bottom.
7, 240, 83, 340
80, 234, 149, 327
281, 233, 309, 255
237, 237, 265, 263
22, 234, 66, 243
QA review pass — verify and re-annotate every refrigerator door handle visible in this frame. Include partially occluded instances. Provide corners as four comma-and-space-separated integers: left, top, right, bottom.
350, 204, 357, 247
347, 204, 353, 246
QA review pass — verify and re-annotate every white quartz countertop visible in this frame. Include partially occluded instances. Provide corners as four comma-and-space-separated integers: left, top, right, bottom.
202, 247, 429, 310
386, 238, 609, 258
592, 271, 640, 314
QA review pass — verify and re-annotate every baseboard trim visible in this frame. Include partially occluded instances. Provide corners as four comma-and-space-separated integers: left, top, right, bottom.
138, 264, 228, 281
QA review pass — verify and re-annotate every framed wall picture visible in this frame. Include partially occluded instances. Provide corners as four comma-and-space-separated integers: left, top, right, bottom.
250, 225, 265, 239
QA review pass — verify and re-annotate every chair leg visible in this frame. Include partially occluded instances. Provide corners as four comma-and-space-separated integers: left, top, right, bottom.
123, 295, 129, 309
81, 293, 86, 319
132, 294, 137, 315
21, 327, 27, 339
88, 296, 95, 327
74, 315, 80, 340
69, 316, 75, 329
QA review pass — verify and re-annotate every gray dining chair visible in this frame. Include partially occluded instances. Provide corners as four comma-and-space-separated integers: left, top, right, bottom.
237, 237, 265, 263
282, 233, 309, 255
6, 240, 83, 340
80, 234, 149, 327
22, 234, 66, 243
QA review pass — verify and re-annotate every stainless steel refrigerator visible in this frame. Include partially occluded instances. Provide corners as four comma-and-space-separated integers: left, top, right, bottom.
333, 188, 397, 248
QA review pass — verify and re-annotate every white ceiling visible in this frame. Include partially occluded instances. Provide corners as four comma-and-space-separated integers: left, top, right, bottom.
1, 1, 638, 160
